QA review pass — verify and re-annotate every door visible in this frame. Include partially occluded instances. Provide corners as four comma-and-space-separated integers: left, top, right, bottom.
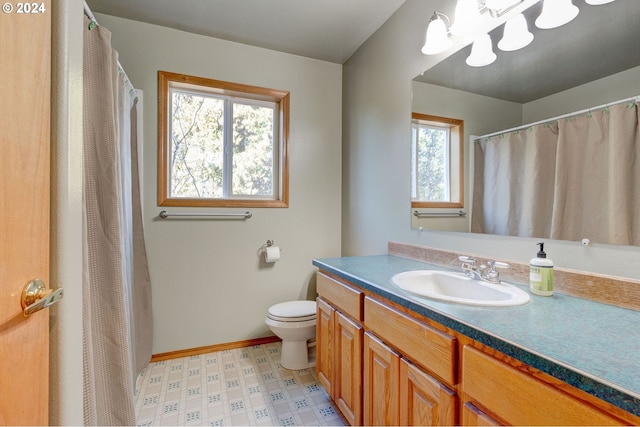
316, 297, 334, 396
363, 332, 400, 426
334, 311, 363, 426
399, 358, 457, 426
0, 1, 52, 425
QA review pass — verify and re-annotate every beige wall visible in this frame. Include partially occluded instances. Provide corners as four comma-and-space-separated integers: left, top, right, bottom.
50, 0, 84, 424
523, 65, 640, 123
97, 14, 343, 354
343, 0, 640, 278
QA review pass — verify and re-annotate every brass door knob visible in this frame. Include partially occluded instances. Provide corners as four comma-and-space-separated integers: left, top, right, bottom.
21, 279, 64, 316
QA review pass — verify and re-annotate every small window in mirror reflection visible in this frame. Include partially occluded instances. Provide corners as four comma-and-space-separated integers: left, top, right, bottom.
411, 113, 463, 208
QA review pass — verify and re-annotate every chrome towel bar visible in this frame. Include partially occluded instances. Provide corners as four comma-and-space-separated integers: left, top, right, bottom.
413, 210, 466, 218
158, 210, 252, 219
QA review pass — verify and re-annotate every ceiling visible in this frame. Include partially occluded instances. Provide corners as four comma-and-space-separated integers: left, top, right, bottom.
85, 0, 407, 64
414, 0, 640, 103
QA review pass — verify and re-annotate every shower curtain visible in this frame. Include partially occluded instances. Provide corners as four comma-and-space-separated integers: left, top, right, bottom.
82, 16, 153, 425
472, 101, 640, 246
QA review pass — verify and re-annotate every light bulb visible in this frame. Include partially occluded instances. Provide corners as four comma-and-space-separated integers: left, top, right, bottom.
498, 13, 534, 51
421, 13, 452, 55
450, 0, 483, 36
466, 34, 497, 67
535, 0, 579, 29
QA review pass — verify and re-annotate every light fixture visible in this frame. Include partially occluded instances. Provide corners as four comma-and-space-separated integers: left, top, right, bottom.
498, 13, 533, 51
421, 12, 452, 55
535, 0, 579, 29
483, 0, 526, 18
466, 34, 497, 67
585, 0, 615, 4
450, 0, 483, 36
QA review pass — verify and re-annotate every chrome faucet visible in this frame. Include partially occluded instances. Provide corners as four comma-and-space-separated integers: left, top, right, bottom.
459, 256, 482, 279
459, 256, 509, 284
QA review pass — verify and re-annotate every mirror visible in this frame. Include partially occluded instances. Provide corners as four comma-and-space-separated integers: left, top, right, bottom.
411, 0, 640, 244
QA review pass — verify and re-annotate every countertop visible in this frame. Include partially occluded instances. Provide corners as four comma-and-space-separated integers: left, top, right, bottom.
312, 255, 640, 417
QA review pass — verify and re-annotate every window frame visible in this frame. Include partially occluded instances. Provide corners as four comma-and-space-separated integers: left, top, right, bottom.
411, 113, 464, 209
158, 70, 290, 208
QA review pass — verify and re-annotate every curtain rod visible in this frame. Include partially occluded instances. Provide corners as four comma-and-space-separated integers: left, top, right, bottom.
475, 94, 640, 141
83, 1, 138, 102
83, 1, 96, 23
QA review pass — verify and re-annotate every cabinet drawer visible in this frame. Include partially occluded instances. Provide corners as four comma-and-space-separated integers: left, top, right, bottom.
461, 345, 623, 426
317, 272, 363, 321
364, 297, 457, 386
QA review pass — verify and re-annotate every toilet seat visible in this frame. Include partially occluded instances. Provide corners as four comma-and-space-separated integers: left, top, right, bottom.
267, 300, 316, 322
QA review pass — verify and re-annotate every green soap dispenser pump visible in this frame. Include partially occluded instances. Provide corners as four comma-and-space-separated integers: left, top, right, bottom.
530, 242, 554, 296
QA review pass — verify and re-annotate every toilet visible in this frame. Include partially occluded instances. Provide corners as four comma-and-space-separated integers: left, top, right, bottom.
265, 300, 317, 370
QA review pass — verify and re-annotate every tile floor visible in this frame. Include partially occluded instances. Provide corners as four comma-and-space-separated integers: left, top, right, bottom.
134, 341, 347, 426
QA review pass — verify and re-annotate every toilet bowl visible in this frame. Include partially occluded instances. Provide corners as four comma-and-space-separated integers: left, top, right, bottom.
265, 300, 317, 370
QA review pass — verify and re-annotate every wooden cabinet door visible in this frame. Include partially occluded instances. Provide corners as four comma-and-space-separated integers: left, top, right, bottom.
461, 402, 502, 426
400, 358, 457, 426
363, 332, 400, 426
334, 311, 363, 426
316, 297, 334, 396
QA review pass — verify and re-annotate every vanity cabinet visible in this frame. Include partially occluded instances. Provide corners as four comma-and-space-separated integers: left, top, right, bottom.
316, 271, 457, 426
362, 314, 458, 426
362, 333, 458, 427
364, 296, 458, 426
315, 270, 638, 426
316, 273, 364, 426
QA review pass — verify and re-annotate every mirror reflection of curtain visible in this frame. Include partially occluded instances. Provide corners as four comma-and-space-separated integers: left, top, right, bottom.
472, 124, 558, 238
551, 103, 640, 245
472, 101, 640, 246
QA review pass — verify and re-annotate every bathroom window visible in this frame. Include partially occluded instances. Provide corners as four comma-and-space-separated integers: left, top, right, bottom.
158, 71, 289, 207
411, 113, 463, 208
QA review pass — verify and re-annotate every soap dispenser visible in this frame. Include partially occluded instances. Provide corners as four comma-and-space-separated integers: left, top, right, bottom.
530, 242, 554, 296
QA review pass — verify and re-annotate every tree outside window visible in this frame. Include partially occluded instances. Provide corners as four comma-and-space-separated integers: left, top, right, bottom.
411, 113, 463, 208
158, 71, 289, 208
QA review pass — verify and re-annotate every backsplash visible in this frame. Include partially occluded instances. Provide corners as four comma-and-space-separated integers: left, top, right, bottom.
388, 241, 640, 312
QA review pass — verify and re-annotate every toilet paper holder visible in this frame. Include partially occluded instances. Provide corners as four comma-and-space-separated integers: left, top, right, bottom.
262, 239, 283, 263
264, 240, 284, 250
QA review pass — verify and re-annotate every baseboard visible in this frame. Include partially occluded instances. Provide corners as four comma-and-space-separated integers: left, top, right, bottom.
150, 336, 282, 362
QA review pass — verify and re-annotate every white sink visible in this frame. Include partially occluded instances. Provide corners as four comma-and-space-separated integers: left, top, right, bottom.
390, 270, 530, 307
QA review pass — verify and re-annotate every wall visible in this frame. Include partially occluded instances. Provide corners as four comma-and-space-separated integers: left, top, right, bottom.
523, 65, 640, 123
50, 0, 84, 423
97, 15, 343, 354
343, 0, 640, 279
